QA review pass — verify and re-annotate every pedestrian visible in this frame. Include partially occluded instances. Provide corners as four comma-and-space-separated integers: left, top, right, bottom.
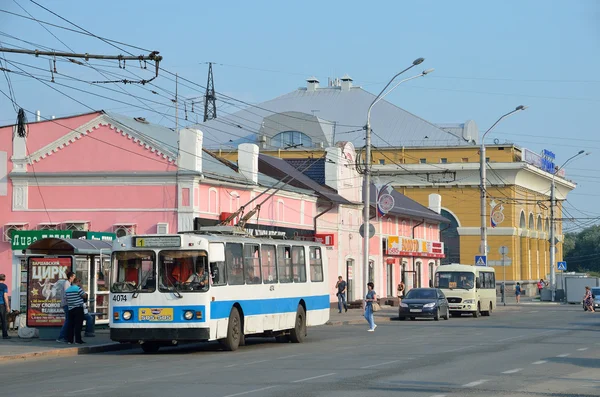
74, 279, 96, 337
364, 282, 377, 332
537, 279, 545, 295
515, 282, 521, 304
0, 274, 10, 339
57, 271, 76, 343
397, 281, 405, 304
65, 277, 87, 344
583, 286, 595, 313
335, 276, 348, 313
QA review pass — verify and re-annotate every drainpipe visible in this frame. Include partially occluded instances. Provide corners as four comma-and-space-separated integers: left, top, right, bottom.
412, 219, 425, 238
314, 201, 334, 234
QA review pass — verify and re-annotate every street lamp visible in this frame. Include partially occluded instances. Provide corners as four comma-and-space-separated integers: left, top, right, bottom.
479, 105, 527, 259
550, 149, 588, 301
362, 57, 430, 299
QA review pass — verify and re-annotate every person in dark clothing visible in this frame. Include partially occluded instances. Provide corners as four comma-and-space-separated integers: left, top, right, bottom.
65, 278, 87, 344
0, 274, 10, 339
335, 276, 348, 313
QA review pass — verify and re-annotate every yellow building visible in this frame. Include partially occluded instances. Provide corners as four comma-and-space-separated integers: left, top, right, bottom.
215, 144, 575, 291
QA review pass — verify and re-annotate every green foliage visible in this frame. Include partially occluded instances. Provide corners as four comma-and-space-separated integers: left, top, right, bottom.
563, 225, 600, 273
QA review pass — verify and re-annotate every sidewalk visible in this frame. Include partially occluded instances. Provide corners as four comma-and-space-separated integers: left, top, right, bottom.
326, 306, 397, 326
0, 328, 134, 363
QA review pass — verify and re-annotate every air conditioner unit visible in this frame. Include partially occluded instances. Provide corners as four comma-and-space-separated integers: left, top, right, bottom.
156, 222, 169, 234
113, 223, 136, 238
37, 222, 61, 231
3, 223, 28, 243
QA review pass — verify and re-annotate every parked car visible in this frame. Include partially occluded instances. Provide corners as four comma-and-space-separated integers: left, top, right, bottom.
583, 287, 600, 311
398, 288, 450, 321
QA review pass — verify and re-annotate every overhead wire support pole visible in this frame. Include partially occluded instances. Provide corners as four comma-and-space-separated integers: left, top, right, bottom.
204, 62, 217, 122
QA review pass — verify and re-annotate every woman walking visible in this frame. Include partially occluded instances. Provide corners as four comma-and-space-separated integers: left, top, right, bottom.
515, 282, 521, 304
583, 286, 595, 312
364, 282, 377, 332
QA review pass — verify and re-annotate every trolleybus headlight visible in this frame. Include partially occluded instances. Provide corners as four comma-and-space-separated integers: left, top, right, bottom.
184, 310, 194, 320
122, 311, 133, 321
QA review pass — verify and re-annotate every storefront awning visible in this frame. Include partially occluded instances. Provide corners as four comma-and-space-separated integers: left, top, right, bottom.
26, 238, 113, 255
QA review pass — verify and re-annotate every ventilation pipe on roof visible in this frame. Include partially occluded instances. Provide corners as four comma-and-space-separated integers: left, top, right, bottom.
340, 74, 353, 91
238, 143, 259, 184
307, 77, 320, 92
428, 193, 442, 214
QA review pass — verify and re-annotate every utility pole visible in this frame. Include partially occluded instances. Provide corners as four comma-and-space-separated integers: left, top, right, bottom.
204, 62, 217, 122
175, 74, 178, 132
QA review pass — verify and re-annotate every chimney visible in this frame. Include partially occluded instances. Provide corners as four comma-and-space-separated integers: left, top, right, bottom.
238, 143, 259, 184
306, 76, 320, 92
340, 74, 353, 91
178, 128, 203, 173
428, 193, 442, 214
324, 146, 342, 191
36, 110, 41, 122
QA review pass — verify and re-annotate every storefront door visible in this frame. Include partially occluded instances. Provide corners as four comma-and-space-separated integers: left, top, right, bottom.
346, 259, 354, 302
386, 263, 393, 297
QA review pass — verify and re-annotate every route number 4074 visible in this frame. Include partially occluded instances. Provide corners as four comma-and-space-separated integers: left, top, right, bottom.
112, 295, 127, 302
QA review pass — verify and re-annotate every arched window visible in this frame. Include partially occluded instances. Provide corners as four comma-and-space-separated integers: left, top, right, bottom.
208, 188, 218, 214
537, 215, 542, 231
440, 209, 460, 265
277, 199, 285, 221
229, 191, 240, 213
529, 213, 534, 230
271, 131, 313, 148
519, 211, 526, 228
545, 217, 550, 232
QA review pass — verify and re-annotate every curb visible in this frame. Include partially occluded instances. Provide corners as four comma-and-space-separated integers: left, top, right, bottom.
326, 316, 394, 326
0, 342, 136, 362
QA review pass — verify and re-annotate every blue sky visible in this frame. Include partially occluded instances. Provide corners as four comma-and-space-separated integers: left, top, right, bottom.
1, 0, 599, 228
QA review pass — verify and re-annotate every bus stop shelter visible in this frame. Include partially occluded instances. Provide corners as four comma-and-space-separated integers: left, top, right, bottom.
26, 238, 113, 337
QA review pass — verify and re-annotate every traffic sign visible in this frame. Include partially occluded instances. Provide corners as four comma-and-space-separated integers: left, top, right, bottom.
557, 261, 567, 271
359, 223, 375, 239
475, 255, 487, 266
499, 246, 509, 255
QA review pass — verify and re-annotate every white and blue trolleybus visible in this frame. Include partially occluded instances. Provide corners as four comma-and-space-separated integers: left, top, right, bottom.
109, 227, 330, 353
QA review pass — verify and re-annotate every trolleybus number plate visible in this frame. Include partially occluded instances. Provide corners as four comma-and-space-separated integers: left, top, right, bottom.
139, 308, 174, 322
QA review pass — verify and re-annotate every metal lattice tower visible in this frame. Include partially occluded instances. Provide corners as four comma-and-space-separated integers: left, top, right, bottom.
203, 62, 217, 122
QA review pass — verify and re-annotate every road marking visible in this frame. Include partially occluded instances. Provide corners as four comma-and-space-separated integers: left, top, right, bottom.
462, 379, 488, 388
277, 353, 303, 359
429, 395, 447, 397
532, 360, 547, 365
360, 360, 400, 369
498, 329, 555, 343
557, 353, 571, 357
577, 348, 589, 351
222, 386, 277, 397
502, 368, 523, 374
66, 388, 96, 395
225, 363, 239, 368
292, 373, 336, 383
443, 346, 472, 353
245, 359, 268, 365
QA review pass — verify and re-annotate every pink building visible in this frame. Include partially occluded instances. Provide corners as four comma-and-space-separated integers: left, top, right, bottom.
0, 111, 318, 311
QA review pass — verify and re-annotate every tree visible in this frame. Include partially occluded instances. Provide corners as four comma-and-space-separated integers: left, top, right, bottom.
563, 225, 600, 274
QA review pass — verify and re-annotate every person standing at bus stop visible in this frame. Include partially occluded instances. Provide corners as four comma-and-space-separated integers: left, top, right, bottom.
65, 277, 87, 344
364, 282, 378, 332
57, 271, 75, 343
335, 276, 347, 313
0, 274, 10, 339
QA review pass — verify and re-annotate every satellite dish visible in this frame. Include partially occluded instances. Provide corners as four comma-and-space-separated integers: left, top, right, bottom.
493, 138, 500, 144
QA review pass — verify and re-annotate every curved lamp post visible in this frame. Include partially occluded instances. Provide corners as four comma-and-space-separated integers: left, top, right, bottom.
362, 58, 432, 299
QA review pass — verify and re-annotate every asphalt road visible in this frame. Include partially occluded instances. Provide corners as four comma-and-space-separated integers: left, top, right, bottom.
1, 305, 598, 397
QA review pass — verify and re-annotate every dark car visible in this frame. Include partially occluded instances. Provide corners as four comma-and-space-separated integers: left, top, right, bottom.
398, 288, 450, 321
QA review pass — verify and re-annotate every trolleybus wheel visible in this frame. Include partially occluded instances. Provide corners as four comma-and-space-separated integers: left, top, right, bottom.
140, 343, 160, 354
289, 305, 306, 343
221, 307, 241, 351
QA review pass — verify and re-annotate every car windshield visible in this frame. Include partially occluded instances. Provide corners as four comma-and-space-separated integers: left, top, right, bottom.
592, 288, 600, 296
111, 251, 156, 293
405, 289, 437, 300
436, 272, 475, 290
159, 250, 209, 293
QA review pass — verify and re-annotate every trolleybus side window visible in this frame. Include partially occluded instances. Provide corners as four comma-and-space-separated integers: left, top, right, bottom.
261, 244, 278, 284
291, 246, 307, 283
309, 246, 324, 282
277, 245, 293, 283
112, 251, 156, 293
244, 244, 262, 284
159, 250, 208, 292
225, 243, 244, 285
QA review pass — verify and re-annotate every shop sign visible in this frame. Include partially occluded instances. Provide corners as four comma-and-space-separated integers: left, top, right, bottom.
314, 233, 335, 246
73, 231, 116, 242
386, 236, 445, 258
27, 257, 73, 328
11, 230, 72, 251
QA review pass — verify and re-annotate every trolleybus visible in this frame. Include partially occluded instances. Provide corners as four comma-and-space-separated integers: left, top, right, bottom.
109, 228, 330, 352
